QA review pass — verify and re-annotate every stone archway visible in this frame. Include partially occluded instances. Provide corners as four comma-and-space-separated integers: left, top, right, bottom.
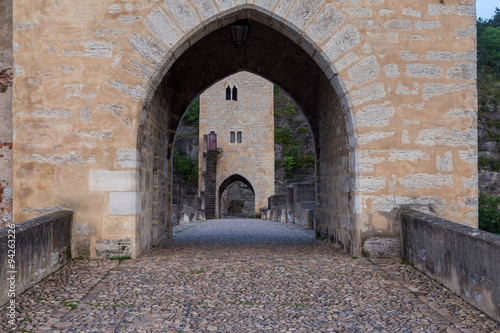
218, 174, 255, 219
12, 2, 478, 259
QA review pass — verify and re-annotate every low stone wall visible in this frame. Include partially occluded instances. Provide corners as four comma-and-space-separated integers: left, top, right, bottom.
400, 211, 500, 322
0, 211, 73, 306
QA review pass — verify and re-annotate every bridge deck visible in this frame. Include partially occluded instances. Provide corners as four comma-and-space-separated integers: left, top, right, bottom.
2, 219, 499, 332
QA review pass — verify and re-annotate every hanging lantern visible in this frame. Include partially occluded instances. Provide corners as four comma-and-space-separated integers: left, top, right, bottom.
230, 19, 250, 49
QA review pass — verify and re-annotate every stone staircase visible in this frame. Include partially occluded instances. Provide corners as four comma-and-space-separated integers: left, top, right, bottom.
205, 150, 218, 219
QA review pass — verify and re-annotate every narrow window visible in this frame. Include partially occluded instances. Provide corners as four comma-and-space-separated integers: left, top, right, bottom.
230, 131, 235, 143
237, 131, 242, 143
232, 86, 238, 101
226, 86, 231, 100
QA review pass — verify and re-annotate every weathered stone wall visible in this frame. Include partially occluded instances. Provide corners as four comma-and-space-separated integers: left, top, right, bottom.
199, 72, 274, 215
400, 211, 500, 322
0, 0, 12, 228
316, 70, 354, 252
137, 79, 170, 255
10, 1, 478, 258
0, 211, 72, 306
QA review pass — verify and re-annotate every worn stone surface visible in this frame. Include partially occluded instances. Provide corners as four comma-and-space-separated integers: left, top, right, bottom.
1, 219, 499, 332
401, 211, 500, 323
5, 1, 478, 258
0, 211, 72, 306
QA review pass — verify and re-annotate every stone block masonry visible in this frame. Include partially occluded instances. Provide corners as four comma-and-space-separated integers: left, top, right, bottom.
7, 0, 478, 258
0, 211, 73, 306
199, 72, 275, 217
400, 211, 500, 322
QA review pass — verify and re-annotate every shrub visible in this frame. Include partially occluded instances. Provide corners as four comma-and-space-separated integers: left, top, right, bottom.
298, 126, 309, 133
275, 107, 284, 118
275, 127, 294, 147
479, 193, 500, 235
479, 154, 500, 170
172, 149, 198, 185
274, 84, 282, 96
183, 97, 200, 127
284, 103, 296, 117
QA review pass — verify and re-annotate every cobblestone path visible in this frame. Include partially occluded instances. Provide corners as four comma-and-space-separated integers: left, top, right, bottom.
1, 219, 499, 332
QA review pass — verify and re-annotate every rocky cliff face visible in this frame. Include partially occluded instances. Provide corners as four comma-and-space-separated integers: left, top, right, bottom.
478, 101, 500, 196
273, 88, 315, 196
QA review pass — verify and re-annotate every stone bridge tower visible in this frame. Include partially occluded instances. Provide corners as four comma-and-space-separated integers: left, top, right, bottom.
198, 71, 274, 218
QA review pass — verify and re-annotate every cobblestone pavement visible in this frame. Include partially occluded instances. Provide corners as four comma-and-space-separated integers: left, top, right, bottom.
1, 219, 500, 332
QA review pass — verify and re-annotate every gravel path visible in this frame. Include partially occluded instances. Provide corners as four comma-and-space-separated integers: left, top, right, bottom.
1, 219, 499, 332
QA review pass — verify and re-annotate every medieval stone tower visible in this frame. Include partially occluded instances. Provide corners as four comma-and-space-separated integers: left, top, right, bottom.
198, 71, 274, 218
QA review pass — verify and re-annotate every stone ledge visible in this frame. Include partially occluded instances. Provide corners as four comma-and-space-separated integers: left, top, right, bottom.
0, 211, 73, 306
400, 210, 500, 322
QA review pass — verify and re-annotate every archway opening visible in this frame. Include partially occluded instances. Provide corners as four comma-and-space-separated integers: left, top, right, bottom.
139, 14, 355, 254
218, 174, 255, 219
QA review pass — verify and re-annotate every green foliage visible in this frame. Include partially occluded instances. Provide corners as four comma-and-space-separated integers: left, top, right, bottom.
282, 145, 314, 177
183, 97, 200, 127
275, 107, 284, 118
284, 103, 296, 117
479, 154, 500, 170
173, 149, 198, 185
479, 192, 500, 235
275, 127, 294, 147
478, 9, 500, 114
273, 84, 282, 96
298, 126, 309, 133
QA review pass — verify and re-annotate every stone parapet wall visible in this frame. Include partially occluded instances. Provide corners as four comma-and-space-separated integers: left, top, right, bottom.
400, 211, 500, 322
0, 211, 73, 306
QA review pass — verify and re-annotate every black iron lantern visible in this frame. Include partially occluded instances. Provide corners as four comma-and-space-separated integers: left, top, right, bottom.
230, 19, 250, 49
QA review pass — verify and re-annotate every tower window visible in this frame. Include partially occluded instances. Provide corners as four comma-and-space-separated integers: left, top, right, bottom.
232, 86, 238, 101
237, 131, 242, 143
230, 131, 235, 143
226, 86, 231, 100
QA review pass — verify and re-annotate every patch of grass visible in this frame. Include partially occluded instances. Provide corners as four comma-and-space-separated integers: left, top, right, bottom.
72, 256, 85, 261
61, 300, 79, 310
400, 259, 414, 267
189, 269, 206, 274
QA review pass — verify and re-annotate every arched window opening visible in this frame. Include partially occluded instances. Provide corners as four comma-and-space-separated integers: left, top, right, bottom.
232, 86, 238, 101
226, 85, 231, 100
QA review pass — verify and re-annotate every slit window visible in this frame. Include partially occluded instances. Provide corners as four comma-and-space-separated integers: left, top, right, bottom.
237, 131, 242, 143
232, 86, 238, 101
230, 131, 235, 143
226, 86, 231, 100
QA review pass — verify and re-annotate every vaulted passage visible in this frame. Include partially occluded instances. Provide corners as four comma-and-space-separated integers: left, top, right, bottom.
140, 16, 355, 255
